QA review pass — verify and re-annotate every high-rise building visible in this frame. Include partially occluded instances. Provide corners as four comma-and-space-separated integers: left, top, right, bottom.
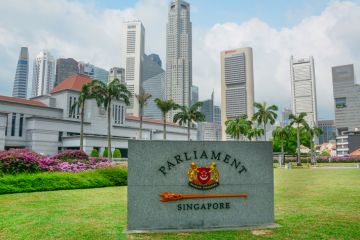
94, 66, 109, 83
281, 108, 292, 126
122, 21, 145, 117
200, 91, 214, 122
78, 62, 95, 79
191, 85, 198, 106
214, 105, 221, 125
318, 120, 336, 144
55, 58, 78, 86
166, 0, 192, 121
109, 67, 125, 84
143, 54, 165, 120
12, 47, 29, 99
197, 122, 221, 141
290, 56, 318, 127
148, 54, 162, 67
31, 50, 55, 97
220, 47, 254, 140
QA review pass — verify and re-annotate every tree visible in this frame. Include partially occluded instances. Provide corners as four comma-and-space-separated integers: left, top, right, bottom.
289, 112, 309, 165
247, 126, 264, 141
70, 81, 94, 151
252, 102, 278, 141
92, 79, 131, 161
135, 88, 152, 140
225, 114, 252, 140
307, 126, 323, 164
272, 125, 292, 165
173, 102, 205, 140
154, 98, 177, 140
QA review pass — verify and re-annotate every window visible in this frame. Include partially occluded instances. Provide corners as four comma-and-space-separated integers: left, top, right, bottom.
58, 131, 63, 142
19, 114, 24, 137
335, 98, 346, 108
69, 96, 73, 117
11, 113, 16, 136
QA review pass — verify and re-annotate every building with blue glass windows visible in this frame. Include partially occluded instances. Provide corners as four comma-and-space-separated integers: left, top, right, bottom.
12, 47, 29, 99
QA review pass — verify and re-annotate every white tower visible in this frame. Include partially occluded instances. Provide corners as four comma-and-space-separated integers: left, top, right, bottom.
31, 50, 55, 97
166, 0, 192, 121
121, 21, 145, 117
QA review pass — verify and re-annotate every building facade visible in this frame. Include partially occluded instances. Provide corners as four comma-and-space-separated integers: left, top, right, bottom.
318, 120, 336, 144
31, 50, 55, 97
166, 0, 192, 121
93, 66, 109, 83
12, 47, 29, 99
197, 122, 221, 141
121, 21, 145, 117
191, 85, 198, 106
214, 105, 221, 125
143, 54, 165, 120
281, 108, 292, 127
109, 67, 125, 83
55, 58, 78, 86
290, 56, 318, 127
0, 75, 196, 155
220, 47, 254, 140
200, 91, 214, 123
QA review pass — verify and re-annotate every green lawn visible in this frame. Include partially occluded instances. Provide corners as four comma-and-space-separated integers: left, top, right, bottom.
1, 169, 360, 240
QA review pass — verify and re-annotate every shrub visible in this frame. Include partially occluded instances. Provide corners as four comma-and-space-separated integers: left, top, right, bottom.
0, 166, 128, 194
49, 150, 89, 163
103, 147, 109, 158
0, 149, 43, 174
90, 148, 99, 157
113, 149, 121, 158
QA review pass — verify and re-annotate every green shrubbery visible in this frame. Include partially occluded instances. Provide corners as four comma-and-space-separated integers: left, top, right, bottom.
113, 148, 121, 158
90, 148, 99, 157
102, 147, 109, 158
0, 166, 127, 194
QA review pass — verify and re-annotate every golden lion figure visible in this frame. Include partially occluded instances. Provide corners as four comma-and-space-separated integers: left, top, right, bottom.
187, 162, 198, 182
210, 161, 219, 182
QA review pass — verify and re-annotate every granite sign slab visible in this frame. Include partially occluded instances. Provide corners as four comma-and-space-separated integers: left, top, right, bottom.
127, 141, 275, 232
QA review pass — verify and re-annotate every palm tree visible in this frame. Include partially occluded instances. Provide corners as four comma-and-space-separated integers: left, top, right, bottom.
135, 88, 152, 140
272, 125, 292, 165
225, 114, 252, 140
247, 127, 264, 141
307, 126, 323, 165
70, 81, 94, 151
154, 98, 177, 140
252, 102, 278, 140
92, 79, 131, 161
289, 112, 309, 165
173, 102, 205, 140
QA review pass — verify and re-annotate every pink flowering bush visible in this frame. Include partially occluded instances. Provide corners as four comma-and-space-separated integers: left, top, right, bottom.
0, 149, 114, 174
330, 156, 360, 162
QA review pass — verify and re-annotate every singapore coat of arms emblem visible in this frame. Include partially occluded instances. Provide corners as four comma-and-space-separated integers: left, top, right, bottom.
187, 161, 219, 190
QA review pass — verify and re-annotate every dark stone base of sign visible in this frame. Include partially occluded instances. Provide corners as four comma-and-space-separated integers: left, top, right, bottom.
125, 223, 281, 234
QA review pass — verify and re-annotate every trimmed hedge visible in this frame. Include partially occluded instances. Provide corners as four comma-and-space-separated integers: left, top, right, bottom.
0, 166, 127, 195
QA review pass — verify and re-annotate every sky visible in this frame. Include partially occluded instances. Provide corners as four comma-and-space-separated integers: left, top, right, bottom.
1, 0, 360, 120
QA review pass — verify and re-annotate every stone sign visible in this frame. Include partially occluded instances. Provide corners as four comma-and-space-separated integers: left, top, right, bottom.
127, 141, 275, 232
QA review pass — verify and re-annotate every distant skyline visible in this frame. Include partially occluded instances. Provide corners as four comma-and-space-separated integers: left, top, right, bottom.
1, 0, 360, 119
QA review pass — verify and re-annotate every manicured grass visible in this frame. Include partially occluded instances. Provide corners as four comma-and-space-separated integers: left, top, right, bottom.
1, 169, 360, 239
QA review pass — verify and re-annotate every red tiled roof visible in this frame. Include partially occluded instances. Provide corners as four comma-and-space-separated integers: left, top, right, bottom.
126, 116, 179, 126
351, 147, 360, 156
0, 95, 48, 107
51, 74, 91, 94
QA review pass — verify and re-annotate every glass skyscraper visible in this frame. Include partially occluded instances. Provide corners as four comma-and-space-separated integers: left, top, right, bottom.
12, 47, 29, 99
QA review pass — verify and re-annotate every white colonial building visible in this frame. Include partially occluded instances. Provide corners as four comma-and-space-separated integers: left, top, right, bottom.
0, 74, 196, 157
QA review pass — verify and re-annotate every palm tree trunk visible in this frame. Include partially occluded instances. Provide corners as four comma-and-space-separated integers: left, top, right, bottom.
80, 102, 84, 151
264, 123, 267, 141
281, 139, 284, 166
107, 103, 112, 161
139, 114, 143, 140
297, 125, 301, 165
163, 113, 166, 140
187, 121, 190, 141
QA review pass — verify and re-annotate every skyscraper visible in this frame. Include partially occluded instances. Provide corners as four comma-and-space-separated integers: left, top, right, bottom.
122, 21, 145, 117
31, 50, 55, 97
94, 66, 109, 83
214, 105, 221, 125
191, 85, 198, 106
78, 62, 95, 79
12, 47, 29, 99
55, 58, 78, 86
290, 56, 318, 127
200, 91, 214, 122
143, 54, 165, 120
220, 47, 254, 140
166, 0, 192, 121
109, 67, 125, 84
318, 120, 336, 144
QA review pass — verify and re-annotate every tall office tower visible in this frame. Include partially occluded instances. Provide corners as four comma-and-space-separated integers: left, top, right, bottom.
191, 85, 198, 106
281, 108, 292, 126
200, 91, 214, 122
332, 64, 360, 134
214, 105, 221, 125
55, 58, 78, 86
148, 54, 162, 67
318, 120, 336, 144
12, 47, 29, 98
166, 0, 192, 121
31, 50, 55, 97
78, 62, 95, 78
220, 48, 254, 140
109, 67, 125, 83
290, 56, 318, 127
121, 21, 145, 117
143, 54, 165, 120
94, 66, 109, 83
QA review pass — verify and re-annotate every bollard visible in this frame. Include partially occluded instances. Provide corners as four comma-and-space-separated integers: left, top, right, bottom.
287, 162, 292, 169
357, 163, 360, 169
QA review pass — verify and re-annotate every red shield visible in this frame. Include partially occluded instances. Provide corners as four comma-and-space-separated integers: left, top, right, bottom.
197, 167, 211, 184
